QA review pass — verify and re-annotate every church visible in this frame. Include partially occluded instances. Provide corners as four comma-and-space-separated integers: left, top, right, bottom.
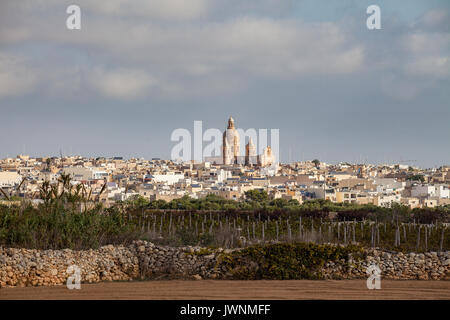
222, 116, 275, 167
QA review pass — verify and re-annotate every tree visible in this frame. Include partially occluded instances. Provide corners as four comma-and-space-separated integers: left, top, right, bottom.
128, 195, 149, 208
149, 199, 167, 209
45, 158, 52, 171
245, 189, 269, 203
407, 174, 425, 183
270, 198, 289, 208
312, 159, 320, 167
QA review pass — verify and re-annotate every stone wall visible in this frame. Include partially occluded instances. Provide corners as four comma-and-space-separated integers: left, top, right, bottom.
0, 245, 139, 287
323, 249, 450, 280
1, 241, 449, 288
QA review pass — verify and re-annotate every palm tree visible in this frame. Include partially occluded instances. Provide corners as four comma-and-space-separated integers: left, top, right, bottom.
58, 173, 73, 199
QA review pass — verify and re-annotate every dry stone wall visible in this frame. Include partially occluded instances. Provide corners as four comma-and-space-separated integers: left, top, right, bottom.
1, 241, 449, 288
323, 249, 450, 280
0, 245, 139, 287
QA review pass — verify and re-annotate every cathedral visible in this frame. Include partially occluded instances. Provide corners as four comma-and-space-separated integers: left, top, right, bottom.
222, 116, 275, 166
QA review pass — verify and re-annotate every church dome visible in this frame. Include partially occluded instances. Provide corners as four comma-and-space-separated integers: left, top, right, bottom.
227, 116, 235, 129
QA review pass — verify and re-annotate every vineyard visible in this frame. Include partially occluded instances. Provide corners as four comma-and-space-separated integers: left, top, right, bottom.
125, 209, 449, 252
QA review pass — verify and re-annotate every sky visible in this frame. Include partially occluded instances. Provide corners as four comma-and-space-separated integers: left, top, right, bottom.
0, 0, 449, 168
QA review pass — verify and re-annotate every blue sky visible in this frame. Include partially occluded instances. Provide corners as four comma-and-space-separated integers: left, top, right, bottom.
0, 0, 449, 168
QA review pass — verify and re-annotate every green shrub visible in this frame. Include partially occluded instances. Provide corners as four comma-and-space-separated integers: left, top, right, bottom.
219, 242, 365, 280
0, 203, 140, 250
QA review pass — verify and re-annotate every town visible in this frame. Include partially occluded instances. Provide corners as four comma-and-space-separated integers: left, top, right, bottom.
1, 151, 448, 210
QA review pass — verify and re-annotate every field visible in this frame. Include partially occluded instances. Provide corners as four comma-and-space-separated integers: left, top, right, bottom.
125, 209, 450, 252
1, 280, 449, 300
1, 181, 448, 252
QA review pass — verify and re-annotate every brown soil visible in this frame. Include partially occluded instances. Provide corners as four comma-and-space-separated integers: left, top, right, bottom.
1, 280, 449, 300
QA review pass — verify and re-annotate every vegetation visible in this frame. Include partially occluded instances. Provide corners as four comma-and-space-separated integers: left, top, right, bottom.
0, 203, 139, 250
407, 174, 425, 183
219, 243, 365, 280
0, 176, 448, 251
0, 174, 136, 250
128, 194, 449, 225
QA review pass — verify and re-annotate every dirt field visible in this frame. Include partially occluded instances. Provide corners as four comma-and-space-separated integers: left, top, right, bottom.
1, 280, 449, 300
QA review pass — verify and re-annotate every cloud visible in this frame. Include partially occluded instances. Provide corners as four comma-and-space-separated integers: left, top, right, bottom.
37, 17, 365, 80
422, 9, 447, 26
0, 52, 37, 98
402, 32, 450, 78
0, 27, 31, 45
0, 0, 293, 22
404, 32, 450, 54
65, 0, 210, 21
0, 1, 448, 102
379, 73, 422, 101
202, 19, 365, 77
0, 11, 367, 100
404, 56, 449, 78
44, 66, 82, 99
88, 68, 159, 100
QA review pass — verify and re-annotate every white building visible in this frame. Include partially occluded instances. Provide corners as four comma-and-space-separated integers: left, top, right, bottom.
62, 167, 93, 181
436, 185, 450, 199
374, 193, 402, 208
144, 173, 185, 185
0, 171, 22, 187
373, 178, 405, 193
92, 170, 109, 180
217, 169, 232, 183
411, 184, 450, 199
